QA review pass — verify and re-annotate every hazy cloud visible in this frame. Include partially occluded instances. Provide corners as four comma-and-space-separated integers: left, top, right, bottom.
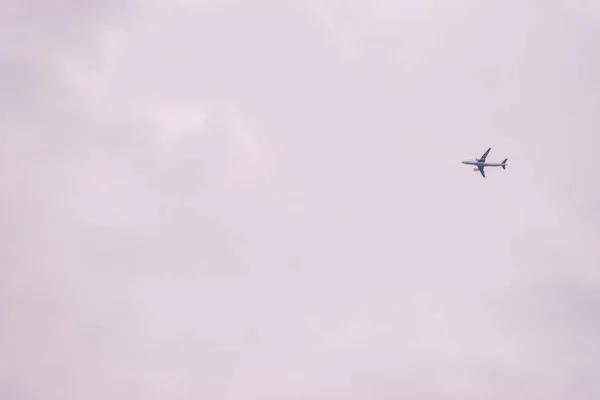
1, 0, 599, 399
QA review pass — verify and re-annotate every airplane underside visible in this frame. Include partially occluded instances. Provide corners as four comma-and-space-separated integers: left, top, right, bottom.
461, 148, 507, 178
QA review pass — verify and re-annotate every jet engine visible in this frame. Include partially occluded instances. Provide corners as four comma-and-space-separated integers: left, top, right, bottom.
474, 167, 479, 171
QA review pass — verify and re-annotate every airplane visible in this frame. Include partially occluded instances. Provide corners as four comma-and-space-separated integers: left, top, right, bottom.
461, 147, 507, 178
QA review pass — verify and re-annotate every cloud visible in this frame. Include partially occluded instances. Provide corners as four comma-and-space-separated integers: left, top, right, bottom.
1, 0, 599, 399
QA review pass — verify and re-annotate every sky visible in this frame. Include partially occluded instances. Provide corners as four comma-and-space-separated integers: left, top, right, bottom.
1, 0, 599, 399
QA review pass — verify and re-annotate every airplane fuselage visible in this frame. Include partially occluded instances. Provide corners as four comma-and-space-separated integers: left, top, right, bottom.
461, 160, 505, 167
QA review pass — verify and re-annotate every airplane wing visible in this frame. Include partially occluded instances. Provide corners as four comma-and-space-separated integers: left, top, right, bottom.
478, 147, 491, 162
478, 166, 485, 178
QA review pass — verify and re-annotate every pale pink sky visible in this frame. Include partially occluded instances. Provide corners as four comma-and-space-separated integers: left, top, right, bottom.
1, 1, 599, 399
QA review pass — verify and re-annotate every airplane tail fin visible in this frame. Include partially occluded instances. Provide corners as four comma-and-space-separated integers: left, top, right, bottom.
501, 158, 507, 170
